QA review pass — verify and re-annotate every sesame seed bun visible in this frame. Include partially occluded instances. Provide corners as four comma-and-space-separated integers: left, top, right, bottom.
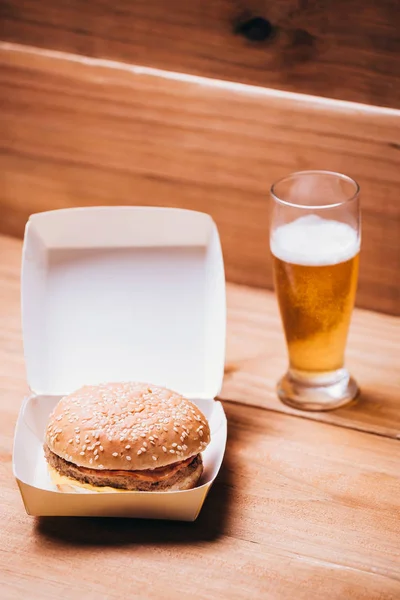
44, 382, 210, 490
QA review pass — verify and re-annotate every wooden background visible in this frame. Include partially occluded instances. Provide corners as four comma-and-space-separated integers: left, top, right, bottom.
0, 0, 399, 315
1, 0, 400, 108
1, 43, 399, 315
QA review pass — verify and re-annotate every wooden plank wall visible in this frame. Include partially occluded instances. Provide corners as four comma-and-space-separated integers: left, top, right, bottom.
1, 44, 399, 315
1, 0, 399, 108
0, 1, 399, 314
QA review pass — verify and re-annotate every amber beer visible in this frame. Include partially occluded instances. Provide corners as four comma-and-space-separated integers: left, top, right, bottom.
271, 215, 360, 375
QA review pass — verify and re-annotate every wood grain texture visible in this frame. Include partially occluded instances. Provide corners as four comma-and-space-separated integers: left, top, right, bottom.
0, 236, 400, 599
2, 405, 400, 600
223, 283, 400, 438
1, 44, 399, 314
1, 0, 399, 109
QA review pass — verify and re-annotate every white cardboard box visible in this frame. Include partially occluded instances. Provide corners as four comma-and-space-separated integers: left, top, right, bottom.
13, 207, 227, 520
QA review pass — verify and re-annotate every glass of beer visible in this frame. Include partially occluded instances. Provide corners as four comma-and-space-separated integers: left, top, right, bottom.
270, 170, 360, 411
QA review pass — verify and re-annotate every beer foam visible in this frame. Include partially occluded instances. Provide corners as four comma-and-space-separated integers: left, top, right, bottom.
271, 215, 360, 266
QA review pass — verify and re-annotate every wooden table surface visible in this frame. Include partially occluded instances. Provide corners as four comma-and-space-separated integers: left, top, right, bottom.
0, 234, 399, 599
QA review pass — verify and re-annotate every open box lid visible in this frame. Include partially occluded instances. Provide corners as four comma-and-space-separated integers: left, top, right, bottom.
22, 207, 226, 399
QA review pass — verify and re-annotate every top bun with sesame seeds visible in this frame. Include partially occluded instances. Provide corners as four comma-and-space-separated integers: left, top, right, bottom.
44, 382, 211, 492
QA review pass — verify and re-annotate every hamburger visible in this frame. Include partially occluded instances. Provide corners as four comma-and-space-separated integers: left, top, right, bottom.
44, 382, 211, 492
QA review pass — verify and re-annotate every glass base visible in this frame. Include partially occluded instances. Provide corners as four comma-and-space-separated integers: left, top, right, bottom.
277, 368, 359, 412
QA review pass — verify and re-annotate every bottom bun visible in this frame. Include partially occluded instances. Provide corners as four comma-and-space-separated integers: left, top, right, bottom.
48, 455, 204, 493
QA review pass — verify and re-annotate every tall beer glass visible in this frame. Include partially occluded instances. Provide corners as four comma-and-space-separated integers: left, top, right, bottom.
270, 171, 360, 411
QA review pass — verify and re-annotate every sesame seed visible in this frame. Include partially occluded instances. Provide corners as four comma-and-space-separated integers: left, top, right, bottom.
125, 444, 131, 449
143, 442, 147, 448
56, 415, 62, 421
170, 449, 175, 454
68, 439, 73, 444
95, 432, 100, 439
199, 430, 203, 436
152, 456, 157, 461
99, 445, 104, 451
89, 458, 93, 465
112, 452, 118, 457
75, 427, 80, 433
137, 450, 142, 456
80, 451, 85, 456
172, 443, 177, 447
82, 445, 87, 451
150, 440, 155, 445
94, 449, 98, 456
177, 445, 182, 450
126, 456, 131, 461
173, 427, 179, 433
95, 455, 99, 461
162, 446, 167, 452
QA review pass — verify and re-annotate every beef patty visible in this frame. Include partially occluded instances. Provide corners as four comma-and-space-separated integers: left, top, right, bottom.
44, 444, 203, 491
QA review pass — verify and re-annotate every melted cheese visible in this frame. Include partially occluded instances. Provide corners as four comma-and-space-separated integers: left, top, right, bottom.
49, 467, 124, 493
